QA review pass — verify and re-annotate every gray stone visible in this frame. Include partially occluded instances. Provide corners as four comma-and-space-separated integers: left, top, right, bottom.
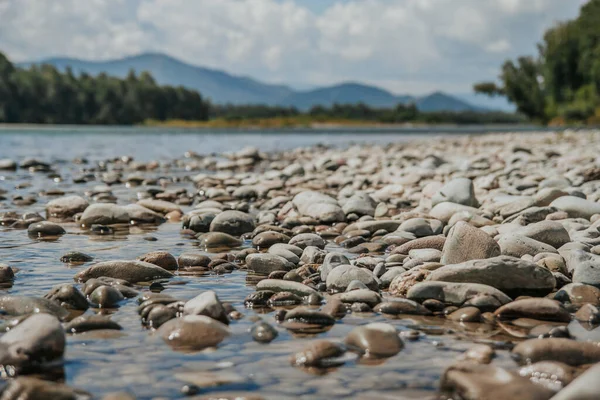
320, 253, 351, 284
429, 256, 556, 297
344, 322, 403, 357
256, 279, 319, 297
183, 291, 229, 325
79, 203, 130, 227
157, 315, 230, 350
210, 210, 256, 236
441, 221, 500, 265
292, 191, 345, 223
342, 193, 376, 216
326, 264, 378, 292
0, 314, 65, 372
288, 233, 326, 249
246, 253, 295, 275
46, 195, 89, 221
515, 221, 571, 249
27, 221, 66, 237
73, 260, 174, 283
431, 178, 479, 208
550, 196, 600, 219
498, 233, 558, 257
407, 281, 512, 307
550, 363, 600, 400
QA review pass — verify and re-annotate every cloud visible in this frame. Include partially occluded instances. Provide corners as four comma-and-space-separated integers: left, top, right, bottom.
0, 0, 585, 93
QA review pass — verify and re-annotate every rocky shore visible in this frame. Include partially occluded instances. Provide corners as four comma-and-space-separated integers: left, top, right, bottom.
1, 129, 600, 398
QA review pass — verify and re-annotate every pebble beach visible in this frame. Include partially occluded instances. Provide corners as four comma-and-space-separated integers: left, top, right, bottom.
0, 129, 600, 399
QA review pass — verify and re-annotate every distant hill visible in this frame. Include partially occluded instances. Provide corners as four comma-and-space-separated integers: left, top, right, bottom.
280, 82, 414, 109
21, 52, 488, 112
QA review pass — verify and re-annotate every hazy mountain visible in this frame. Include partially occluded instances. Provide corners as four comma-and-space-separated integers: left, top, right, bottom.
21, 52, 490, 112
20, 53, 293, 105
280, 82, 414, 109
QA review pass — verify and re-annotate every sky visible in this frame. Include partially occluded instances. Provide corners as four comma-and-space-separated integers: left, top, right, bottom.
0, 0, 588, 95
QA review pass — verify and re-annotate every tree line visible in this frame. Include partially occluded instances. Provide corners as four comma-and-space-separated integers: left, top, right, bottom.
0, 52, 210, 124
209, 102, 523, 125
475, 0, 600, 124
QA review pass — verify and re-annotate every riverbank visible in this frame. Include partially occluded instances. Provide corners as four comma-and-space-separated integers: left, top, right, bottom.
0, 129, 599, 398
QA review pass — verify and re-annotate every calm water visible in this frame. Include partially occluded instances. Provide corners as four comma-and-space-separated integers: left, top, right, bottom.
0, 126, 548, 399
0, 124, 553, 161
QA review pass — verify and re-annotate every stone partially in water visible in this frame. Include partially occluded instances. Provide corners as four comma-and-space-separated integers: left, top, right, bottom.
45, 195, 89, 221
512, 338, 600, 366
255, 279, 319, 297
550, 362, 600, 400
251, 321, 278, 343
89, 286, 125, 308
245, 253, 294, 275
27, 221, 66, 238
209, 210, 256, 236
73, 260, 174, 283
197, 232, 243, 250
64, 315, 122, 334
554, 283, 600, 307
157, 315, 230, 351
494, 298, 571, 322
518, 361, 578, 392
407, 281, 512, 307
137, 251, 178, 271
44, 284, 89, 311
290, 340, 346, 367
373, 299, 432, 316
79, 204, 130, 227
0, 377, 88, 400
0, 295, 69, 320
428, 256, 556, 297
60, 251, 93, 264
183, 291, 229, 325
344, 322, 403, 358
0, 313, 65, 372
440, 362, 554, 400
326, 264, 378, 292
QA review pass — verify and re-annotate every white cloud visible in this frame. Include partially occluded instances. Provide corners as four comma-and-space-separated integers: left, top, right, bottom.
0, 0, 586, 93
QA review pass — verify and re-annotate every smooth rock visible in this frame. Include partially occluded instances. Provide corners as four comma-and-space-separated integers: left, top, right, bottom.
407, 281, 512, 307
429, 256, 556, 297
158, 315, 230, 350
183, 291, 229, 325
344, 323, 403, 357
74, 260, 174, 283
209, 210, 255, 236
326, 264, 378, 292
440, 221, 501, 265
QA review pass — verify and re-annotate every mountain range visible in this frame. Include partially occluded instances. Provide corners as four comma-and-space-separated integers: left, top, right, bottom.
20, 53, 507, 112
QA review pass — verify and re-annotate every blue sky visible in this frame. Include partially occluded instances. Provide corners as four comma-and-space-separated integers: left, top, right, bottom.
0, 0, 587, 104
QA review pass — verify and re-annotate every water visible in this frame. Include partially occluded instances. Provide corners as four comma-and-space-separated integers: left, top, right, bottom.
0, 126, 550, 399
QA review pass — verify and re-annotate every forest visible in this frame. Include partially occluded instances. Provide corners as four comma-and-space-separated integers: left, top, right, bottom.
0, 53, 210, 125
0, 49, 523, 126
475, 0, 600, 124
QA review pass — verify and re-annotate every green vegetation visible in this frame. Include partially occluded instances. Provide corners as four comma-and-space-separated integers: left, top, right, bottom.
0, 52, 210, 124
198, 103, 524, 128
475, 0, 600, 124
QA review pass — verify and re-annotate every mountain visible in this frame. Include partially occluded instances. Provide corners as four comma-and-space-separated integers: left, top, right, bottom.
20, 52, 487, 112
415, 92, 482, 112
280, 83, 414, 109
19, 53, 293, 105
